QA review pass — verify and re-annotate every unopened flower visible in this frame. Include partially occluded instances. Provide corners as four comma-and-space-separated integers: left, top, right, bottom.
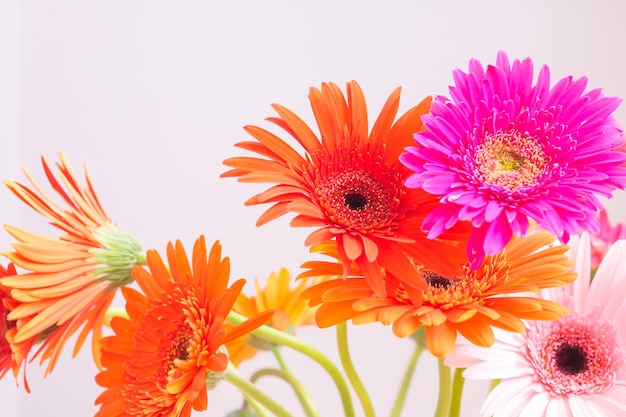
302, 230, 575, 357
0, 152, 144, 376
223, 80, 468, 298
445, 233, 626, 416
95, 236, 273, 417
401, 51, 626, 268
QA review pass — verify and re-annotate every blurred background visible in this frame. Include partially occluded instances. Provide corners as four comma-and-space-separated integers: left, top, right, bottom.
1, 1, 626, 416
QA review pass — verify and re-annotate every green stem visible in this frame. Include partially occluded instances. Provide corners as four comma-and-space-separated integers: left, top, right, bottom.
251, 368, 319, 417
448, 368, 466, 417
272, 344, 291, 372
227, 311, 355, 417
336, 322, 376, 417
433, 358, 452, 417
225, 364, 293, 417
240, 393, 272, 417
489, 378, 501, 391
389, 343, 424, 417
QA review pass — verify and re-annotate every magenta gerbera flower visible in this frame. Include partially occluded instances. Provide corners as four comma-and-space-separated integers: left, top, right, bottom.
400, 51, 626, 267
445, 233, 626, 416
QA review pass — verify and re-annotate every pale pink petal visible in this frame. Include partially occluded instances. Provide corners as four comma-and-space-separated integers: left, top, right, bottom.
584, 239, 626, 319
481, 376, 535, 417
518, 391, 550, 417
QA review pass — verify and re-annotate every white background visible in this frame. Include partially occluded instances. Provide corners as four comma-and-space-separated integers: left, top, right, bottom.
1, 1, 626, 416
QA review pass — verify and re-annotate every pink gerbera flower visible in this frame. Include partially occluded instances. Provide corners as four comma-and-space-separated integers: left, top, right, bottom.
445, 233, 626, 416
590, 209, 626, 268
400, 51, 626, 267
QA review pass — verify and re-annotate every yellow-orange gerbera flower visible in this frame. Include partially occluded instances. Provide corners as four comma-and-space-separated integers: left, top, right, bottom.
95, 236, 273, 417
301, 230, 576, 357
225, 267, 320, 366
222, 80, 469, 298
0, 152, 144, 376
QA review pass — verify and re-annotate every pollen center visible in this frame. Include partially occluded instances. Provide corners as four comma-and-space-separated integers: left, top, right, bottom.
473, 131, 547, 191
316, 170, 394, 230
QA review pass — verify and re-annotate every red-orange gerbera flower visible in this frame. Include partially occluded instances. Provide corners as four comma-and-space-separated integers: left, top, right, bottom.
0, 263, 18, 379
301, 230, 576, 357
95, 236, 273, 417
0, 152, 144, 376
225, 267, 320, 366
222, 81, 468, 298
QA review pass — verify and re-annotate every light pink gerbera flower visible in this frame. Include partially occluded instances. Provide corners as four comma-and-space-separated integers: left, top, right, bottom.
445, 233, 626, 416
400, 51, 626, 268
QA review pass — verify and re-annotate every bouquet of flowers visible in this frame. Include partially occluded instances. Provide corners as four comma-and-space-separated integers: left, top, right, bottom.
2, 51, 626, 417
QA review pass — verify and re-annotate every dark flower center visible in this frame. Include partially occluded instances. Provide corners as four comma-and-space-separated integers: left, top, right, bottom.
344, 192, 367, 210
422, 271, 454, 289
555, 343, 587, 375
171, 332, 190, 361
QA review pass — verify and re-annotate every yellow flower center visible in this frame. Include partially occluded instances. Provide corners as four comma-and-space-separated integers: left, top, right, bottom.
474, 131, 547, 191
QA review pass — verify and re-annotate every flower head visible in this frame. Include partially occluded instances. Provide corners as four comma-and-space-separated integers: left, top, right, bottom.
0, 152, 144, 376
302, 230, 575, 357
95, 236, 273, 417
222, 80, 469, 298
400, 51, 626, 268
445, 233, 626, 416
225, 267, 319, 366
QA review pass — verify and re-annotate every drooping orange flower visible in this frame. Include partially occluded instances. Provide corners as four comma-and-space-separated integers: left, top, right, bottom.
222, 81, 469, 298
225, 267, 320, 366
95, 236, 273, 417
0, 263, 18, 380
0, 152, 144, 376
301, 230, 576, 357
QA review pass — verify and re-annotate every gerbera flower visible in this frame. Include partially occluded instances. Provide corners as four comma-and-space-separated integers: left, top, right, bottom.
222, 80, 469, 298
590, 208, 626, 268
225, 267, 320, 366
95, 236, 273, 417
301, 230, 575, 357
445, 233, 626, 416
0, 263, 18, 379
0, 152, 144, 376
400, 51, 626, 268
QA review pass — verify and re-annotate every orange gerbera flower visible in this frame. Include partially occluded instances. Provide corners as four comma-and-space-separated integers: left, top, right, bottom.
0, 152, 144, 376
301, 230, 576, 357
225, 267, 320, 366
95, 236, 273, 417
222, 81, 468, 298
0, 263, 18, 379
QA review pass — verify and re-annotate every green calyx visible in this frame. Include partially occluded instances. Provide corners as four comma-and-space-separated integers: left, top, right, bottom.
89, 224, 145, 288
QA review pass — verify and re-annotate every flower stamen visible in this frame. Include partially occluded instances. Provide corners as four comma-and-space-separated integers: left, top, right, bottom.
473, 131, 547, 191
